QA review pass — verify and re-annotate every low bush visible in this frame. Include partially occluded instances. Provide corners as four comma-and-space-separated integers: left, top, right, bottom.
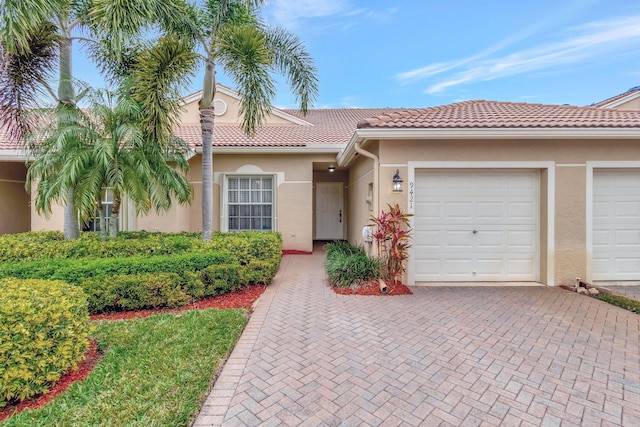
0, 278, 90, 407
201, 264, 243, 297
0, 231, 283, 315
0, 231, 204, 263
81, 273, 191, 313
325, 241, 380, 288
0, 251, 234, 286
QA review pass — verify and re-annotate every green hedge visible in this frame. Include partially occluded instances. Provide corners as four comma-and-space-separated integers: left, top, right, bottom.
0, 231, 203, 263
0, 278, 90, 407
0, 251, 234, 285
0, 231, 282, 266
0, 231, 283, 315
81, 273, 192, 313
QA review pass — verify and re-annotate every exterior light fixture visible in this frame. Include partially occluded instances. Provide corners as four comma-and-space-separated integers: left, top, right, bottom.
328, 166, 336, 172
392, 169, 404, 192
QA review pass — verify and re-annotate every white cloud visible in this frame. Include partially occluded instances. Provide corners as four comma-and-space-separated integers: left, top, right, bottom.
266, 0, 350, 28
264, 0, 397, 30
409, 15, 640, 94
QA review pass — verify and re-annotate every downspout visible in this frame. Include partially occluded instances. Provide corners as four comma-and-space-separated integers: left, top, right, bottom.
354, 141, 379, 215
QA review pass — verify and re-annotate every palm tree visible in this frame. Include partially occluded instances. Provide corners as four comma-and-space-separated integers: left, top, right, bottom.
0, 0, 195, 239
191, 0, 318, 241
26, 36, 197, 239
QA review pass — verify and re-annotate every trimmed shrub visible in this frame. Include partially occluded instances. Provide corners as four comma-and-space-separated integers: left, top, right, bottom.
0, 251, 234, 286
80, 273, 191, 313
201, 264, 243, 297
325, 242, 380, 288
0, 278, 90, 407
244, 260, 279, 285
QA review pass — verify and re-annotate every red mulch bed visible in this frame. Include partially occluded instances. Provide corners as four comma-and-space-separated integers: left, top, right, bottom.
90, 285, 266, 322
333, 280, 412, 296
0, 285, 266, 421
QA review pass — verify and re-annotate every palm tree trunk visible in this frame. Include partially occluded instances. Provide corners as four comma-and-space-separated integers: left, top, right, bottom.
200, 59, 216, 242
63, 188, 79, 240
59, 32, 80, 239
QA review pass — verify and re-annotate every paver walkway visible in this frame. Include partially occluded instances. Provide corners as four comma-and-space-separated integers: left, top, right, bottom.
194, 250, 640, 426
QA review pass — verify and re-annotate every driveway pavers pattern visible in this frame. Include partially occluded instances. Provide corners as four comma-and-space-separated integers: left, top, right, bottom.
194, 251, 640, 426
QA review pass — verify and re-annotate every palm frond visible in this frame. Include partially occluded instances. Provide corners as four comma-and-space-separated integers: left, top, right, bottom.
129, 34, 197, 146
217, 23, 274, 135
264, 26, 318, 114
0, 0, 62, 53
0, 21, 58, 140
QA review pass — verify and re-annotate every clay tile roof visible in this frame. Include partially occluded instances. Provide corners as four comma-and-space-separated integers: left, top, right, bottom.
356, 100, 640, 129
178, 108, 397, 148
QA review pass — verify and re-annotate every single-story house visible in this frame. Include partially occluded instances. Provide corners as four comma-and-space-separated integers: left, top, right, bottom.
3, 84, 640, 287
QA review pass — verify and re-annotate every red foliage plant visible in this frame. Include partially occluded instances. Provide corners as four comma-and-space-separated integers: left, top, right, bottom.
369, 204, 413, 290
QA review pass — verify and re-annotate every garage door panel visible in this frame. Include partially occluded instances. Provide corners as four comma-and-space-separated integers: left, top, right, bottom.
508, 202, 537, 220
414, 169, 539, 282
593, 170, 640, 281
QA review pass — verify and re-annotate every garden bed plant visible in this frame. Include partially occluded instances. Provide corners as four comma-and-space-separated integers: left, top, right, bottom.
325, 204, 413, 296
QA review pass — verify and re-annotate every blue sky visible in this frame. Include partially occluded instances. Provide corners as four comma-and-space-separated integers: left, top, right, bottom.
76, 0, 640, 110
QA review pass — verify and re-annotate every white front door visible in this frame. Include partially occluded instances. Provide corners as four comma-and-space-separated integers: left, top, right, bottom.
592, 169, 640, 281
414, 169, 539, 282
316, 182, 344, 240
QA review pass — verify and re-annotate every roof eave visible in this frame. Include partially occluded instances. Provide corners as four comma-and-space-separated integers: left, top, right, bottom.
193, 144, 344, 155
338, 127, 640, 167
0, 149, 28, 161
597, 91, 640, 109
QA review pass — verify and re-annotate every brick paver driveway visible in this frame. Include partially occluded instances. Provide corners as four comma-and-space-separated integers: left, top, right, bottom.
195, 251, 640, 426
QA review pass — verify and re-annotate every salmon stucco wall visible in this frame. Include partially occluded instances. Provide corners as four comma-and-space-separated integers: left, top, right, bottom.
0, 162, 30, 234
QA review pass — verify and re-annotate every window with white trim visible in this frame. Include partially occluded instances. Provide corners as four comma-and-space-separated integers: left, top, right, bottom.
227, 176, 274, 231
83, 188, 118, 232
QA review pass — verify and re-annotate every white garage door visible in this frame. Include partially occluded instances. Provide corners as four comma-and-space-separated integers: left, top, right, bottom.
592, 169, 640, 281
414, 169, 539, 282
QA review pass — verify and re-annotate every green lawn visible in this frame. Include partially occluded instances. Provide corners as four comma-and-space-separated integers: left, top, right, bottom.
1, 309, 248, 426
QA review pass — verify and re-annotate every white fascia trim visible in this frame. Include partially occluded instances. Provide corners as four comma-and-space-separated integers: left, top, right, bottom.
354, 127, 640, 140
406, 161, 555, 287
585, 161, 640, 282
194, 145, 343, 155
0, 150, 28, 161
339, 127, 640, 167
598, 91, 640, 109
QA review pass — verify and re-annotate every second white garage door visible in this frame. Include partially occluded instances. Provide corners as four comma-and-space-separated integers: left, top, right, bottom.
414, 169, 539, 282
592, 169, 640, 281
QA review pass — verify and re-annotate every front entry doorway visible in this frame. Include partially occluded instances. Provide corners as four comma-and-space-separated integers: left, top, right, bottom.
315, 182, 344, 240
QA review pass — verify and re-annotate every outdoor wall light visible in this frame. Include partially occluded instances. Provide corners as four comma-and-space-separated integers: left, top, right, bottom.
392, 169, 404, 192
328, 166, 336, 172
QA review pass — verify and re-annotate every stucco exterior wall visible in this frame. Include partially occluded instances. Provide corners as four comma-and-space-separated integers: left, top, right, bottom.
346, 155, 375, 247
367, 138, 640, 286
139, 152, 337, 252
179, 90, 305, 126
611, 97, 640, 110
0, 162, 30, 234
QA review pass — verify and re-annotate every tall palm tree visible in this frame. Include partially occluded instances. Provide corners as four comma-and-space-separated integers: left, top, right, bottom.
0, 0, 195, 239
26, 36, 197, 239
192, 0, 318, 241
